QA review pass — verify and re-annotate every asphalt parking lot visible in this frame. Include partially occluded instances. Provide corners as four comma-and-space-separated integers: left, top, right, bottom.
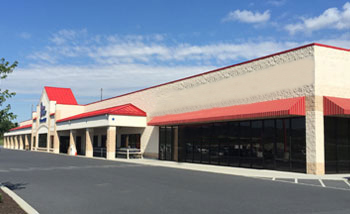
1, 149, 350, 214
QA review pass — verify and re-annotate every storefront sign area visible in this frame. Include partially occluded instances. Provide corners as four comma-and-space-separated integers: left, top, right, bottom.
40, 102, 47, 123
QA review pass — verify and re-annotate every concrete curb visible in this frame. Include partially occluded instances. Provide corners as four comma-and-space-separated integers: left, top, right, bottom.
1, 185, 39, 214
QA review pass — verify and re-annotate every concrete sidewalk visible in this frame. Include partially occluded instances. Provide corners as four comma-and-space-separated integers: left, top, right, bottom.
111, 157, 350, 180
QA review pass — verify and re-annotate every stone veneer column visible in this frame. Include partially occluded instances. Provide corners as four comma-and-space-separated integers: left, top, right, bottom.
53, 131, 60, 154
19, 135, 24, 150
85, 128, 93, 158
3, 137, 7, 148
69, 130, 77, 155
106, 126, 116, 160
305, 95, 325, 175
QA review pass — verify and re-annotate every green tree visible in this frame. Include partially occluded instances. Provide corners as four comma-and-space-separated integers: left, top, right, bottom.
0, 58, 18, 137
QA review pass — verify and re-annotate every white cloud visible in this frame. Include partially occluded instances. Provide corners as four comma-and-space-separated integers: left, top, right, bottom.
14, 28, 350, 107
285, 2, 350, 34
18, 32, 31, 39
223, 9, 271, 23
267, 0, 286, 7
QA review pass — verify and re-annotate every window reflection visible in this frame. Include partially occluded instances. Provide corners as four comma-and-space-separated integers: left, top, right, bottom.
160, 117, 306, 173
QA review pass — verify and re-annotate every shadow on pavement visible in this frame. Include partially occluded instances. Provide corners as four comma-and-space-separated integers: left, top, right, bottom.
1, 182, 28, 190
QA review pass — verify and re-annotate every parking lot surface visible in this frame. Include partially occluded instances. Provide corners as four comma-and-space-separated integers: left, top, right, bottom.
1, 149, 350, 214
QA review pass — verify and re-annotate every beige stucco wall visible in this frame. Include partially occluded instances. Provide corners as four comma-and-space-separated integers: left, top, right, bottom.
82, 46, 315, 159
55, 104, 85, 120
314, 46, 350, 98
85, 47, 315, 117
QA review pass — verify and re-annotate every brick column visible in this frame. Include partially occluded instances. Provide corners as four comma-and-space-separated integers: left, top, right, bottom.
69, 130, 77, 155
19, 135, 24, 150
106, 126, 116, 160
53, 131, 60, 154
85, 128, 93, 157
306, 95, 325, 175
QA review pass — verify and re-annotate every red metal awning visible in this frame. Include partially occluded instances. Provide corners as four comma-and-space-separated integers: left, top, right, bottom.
57, 103, 146, 123
9, 124, 32, 131
148, 97, 305, 126
324, 96, 350, 116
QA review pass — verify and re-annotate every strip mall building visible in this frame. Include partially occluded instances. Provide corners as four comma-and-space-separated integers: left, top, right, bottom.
3, 43, 350, 175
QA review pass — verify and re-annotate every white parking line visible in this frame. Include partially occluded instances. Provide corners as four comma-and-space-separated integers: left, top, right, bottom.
343, 179, 350, 188
272, 177, 276, 181
294, 178, 298, 184
319, 179, 326, 187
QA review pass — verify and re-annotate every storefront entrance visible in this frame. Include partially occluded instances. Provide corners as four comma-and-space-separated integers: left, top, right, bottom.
325, 117, 350, 173
38, 134, 47, 148
59, 136, 69, 154
159, 117, 306, 173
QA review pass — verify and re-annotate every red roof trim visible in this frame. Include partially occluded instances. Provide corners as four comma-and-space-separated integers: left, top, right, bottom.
44, 86, 78, 105
9, 124, 32, 131
148, 97, 305, 126
85, 43, 349, 106
324, 96, 350, 115
57, 103, 146, 123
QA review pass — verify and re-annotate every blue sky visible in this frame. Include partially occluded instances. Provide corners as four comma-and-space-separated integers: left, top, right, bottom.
1, 0, 350, 122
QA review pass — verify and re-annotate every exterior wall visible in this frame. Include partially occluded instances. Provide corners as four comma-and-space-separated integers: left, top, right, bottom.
55, 104, 85, 120
20, 120, 32, 126
85, 47, 315, 118
315, 46, 350, 98
84, 46, 315, 160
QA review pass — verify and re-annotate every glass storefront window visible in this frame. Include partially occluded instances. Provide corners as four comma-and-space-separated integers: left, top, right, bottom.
161, 117, 306, 173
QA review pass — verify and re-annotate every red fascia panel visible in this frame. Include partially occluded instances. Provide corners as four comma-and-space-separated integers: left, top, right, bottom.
44, 86, 78, 105
324, 96, 350, 115
9, 124, 32, 131
57, 103, 146, 123
148, 97, 305, 126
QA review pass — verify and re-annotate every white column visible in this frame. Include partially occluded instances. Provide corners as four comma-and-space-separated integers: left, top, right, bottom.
19, 135, 24, 150
85, 128, 93, 157
69, 130, 77, 155
106, 127, 116, 160
25, 135, 29, 150
53, 131, 60, 154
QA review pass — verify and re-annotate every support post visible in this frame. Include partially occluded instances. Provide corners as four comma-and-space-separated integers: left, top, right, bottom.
53, 131, 60, 154
306, 96, 325, 175
14, 136, 18, 149
106, 126, 116, 160
47, 132, 51, 152
69, 130, 77, 155
85, 128, 93, 157
25, 135, 29, 150
19, 135, 24, 150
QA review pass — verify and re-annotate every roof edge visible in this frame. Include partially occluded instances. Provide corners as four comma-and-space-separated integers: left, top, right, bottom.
85, 43, 348, 106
